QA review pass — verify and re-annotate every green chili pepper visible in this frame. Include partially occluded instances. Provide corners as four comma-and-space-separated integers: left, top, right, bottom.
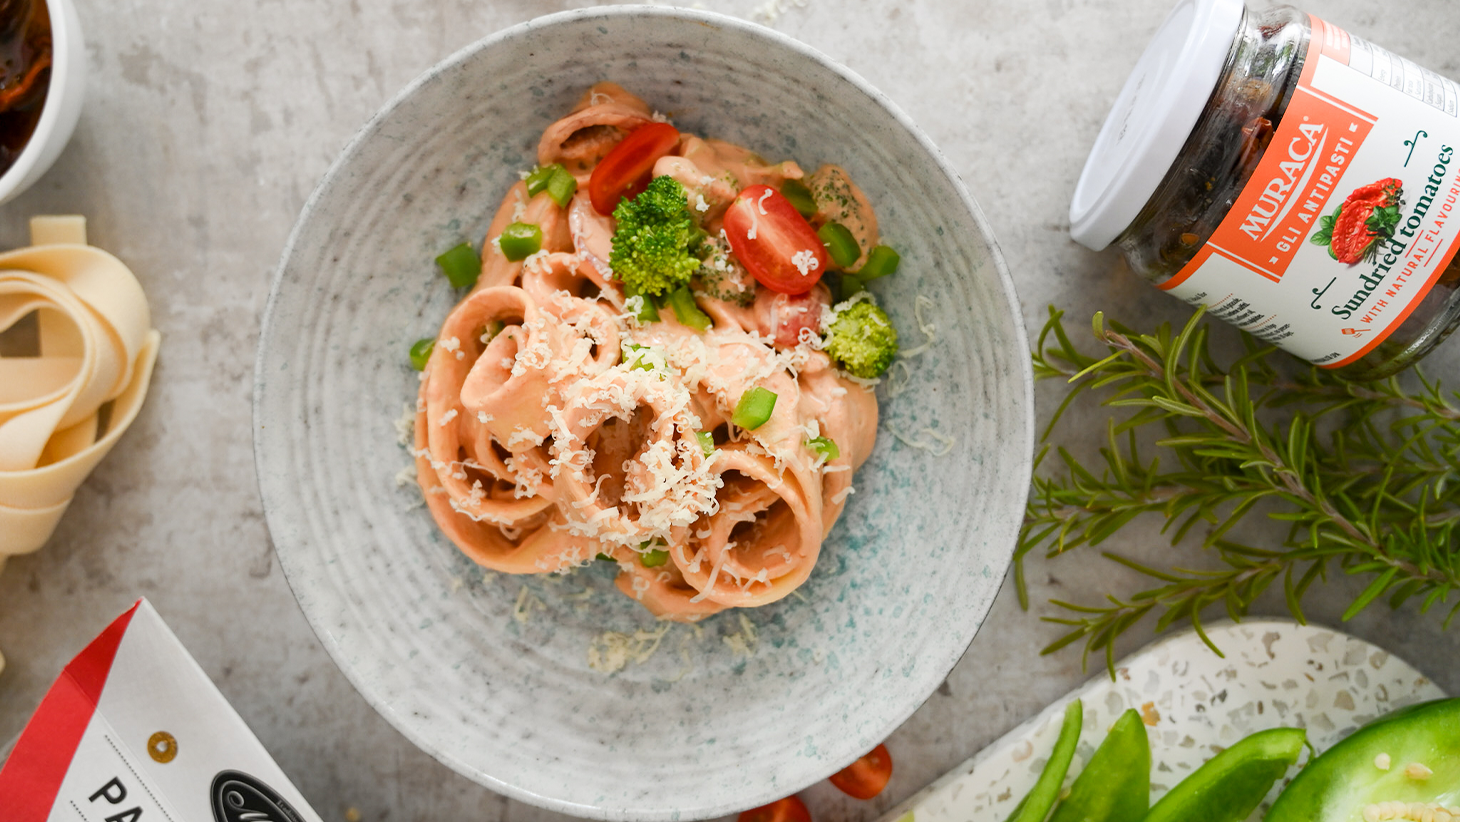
640, 549, 669, 568
665, 286, 713, 331
1007, 700, 1083, 822
1048, 709, 1149, 822
780, 179, 818, 218
596, 552, 615, 562
857, 245, 901, 280
408, 338, 435, 371
436, 242, 481, 288
818, 222, 861, 270
1266, 698, 1459, 822
808, 437, 840, 461
732, 387, 777, 430
499, 222, 543, 262
696, 431, 715, 457
1143, 726, 1306, 822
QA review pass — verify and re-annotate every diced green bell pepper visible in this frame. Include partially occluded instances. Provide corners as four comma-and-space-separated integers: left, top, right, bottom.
731, 387, 777, 430
665, 286, 712, 331
780, 179, 818, 218
436, 242, 481, 288
499, 222, 542, 262
857, 244, 900, 279
408, 338, 435, 371
818, 221, 861, 270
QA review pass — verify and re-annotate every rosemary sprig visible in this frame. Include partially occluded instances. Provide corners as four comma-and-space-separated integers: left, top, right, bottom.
1021, 306, 1460, 674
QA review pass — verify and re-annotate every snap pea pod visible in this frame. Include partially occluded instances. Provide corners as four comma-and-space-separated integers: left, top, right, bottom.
1047, 708, 1149, 822
1143, 727, 1307, 822
1006, 700, 1083, 822
1265, 698, 1459, 822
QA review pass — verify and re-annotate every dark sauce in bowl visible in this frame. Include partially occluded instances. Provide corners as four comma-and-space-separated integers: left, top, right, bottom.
0, 0, 51, 178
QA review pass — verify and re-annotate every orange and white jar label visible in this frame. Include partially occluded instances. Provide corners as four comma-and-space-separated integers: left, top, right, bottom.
1162, 15, 1460, 367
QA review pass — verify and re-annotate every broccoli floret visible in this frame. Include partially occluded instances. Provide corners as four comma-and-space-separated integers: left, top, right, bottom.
824, 300, 898, 379
609, 176, 701, 298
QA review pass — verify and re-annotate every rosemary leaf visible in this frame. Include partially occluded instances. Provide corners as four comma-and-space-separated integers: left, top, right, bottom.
1021, 306, 1460, 672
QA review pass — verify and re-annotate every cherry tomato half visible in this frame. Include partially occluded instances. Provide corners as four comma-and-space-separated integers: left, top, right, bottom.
828, 743, 893, 800
738, 796, 812, 822
755, 282, 830, 349
723, 185, 829, 295
588, 122, 681, 215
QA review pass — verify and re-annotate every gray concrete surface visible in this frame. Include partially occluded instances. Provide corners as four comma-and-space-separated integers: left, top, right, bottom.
2, 0, 1458, 820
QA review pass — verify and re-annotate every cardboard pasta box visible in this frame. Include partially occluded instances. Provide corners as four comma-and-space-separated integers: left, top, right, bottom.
0, 599, 323, 822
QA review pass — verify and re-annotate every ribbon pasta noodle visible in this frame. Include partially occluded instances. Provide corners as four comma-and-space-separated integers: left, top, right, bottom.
413, 84, 883, 620
0, 216, 161, 572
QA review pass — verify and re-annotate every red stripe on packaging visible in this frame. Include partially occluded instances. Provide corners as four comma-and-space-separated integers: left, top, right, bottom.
0, 600, 141, 820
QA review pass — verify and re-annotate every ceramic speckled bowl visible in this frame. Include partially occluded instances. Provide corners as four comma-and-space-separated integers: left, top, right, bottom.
253, 7, 1032, 819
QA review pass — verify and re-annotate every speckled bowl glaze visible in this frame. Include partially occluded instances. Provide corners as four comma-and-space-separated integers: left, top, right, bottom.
253, 6, 1033, 819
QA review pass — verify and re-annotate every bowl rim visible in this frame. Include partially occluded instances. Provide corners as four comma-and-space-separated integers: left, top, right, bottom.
0, 0, 83, 202
254, 5, 1036, 818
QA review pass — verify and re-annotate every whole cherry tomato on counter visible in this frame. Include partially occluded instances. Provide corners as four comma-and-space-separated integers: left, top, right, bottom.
723, 185, 828, 294
588, 122, 681, 215
738, 796, 812, 822
828, 743, 893, 800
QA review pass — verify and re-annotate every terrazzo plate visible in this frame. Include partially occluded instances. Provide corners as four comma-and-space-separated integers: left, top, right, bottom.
879, 620, 1447, 822
252, 6, 1033, 820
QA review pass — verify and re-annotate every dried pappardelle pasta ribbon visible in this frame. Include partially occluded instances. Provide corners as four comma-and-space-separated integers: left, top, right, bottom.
0, 216, 161, 570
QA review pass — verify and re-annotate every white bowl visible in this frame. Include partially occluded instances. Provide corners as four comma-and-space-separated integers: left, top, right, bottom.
254, 7, 1033, 819
0, 0, 85, 204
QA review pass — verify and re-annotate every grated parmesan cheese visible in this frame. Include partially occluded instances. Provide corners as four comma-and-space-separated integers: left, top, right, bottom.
882, 360, 913, 398
521, 250, 550, 273
752, 0, 808, 23
588, 623, 673, 673
394, 402, 416, 446
722, 613, 759, 657
511, 585, 545, 623
888, 425, 956, 457
901, 294, 939, 358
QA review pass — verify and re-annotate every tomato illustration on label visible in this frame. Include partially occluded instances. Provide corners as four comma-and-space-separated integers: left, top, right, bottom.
1310, 177, 1403, 264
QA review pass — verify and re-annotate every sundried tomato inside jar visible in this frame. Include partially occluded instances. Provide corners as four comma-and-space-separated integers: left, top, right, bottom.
1071, 0, 1460, 380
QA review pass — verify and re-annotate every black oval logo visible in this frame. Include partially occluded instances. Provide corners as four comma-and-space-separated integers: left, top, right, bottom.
210, 770, 306, 822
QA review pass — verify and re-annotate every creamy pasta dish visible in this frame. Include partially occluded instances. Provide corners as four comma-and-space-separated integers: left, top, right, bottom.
409, 83, 902, 621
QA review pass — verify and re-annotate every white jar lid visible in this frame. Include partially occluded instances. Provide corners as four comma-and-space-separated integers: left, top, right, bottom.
1069, 0, 1245, 250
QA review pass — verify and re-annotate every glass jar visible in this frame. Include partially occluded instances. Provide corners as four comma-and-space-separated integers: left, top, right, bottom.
1071, 0, 1460, 380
